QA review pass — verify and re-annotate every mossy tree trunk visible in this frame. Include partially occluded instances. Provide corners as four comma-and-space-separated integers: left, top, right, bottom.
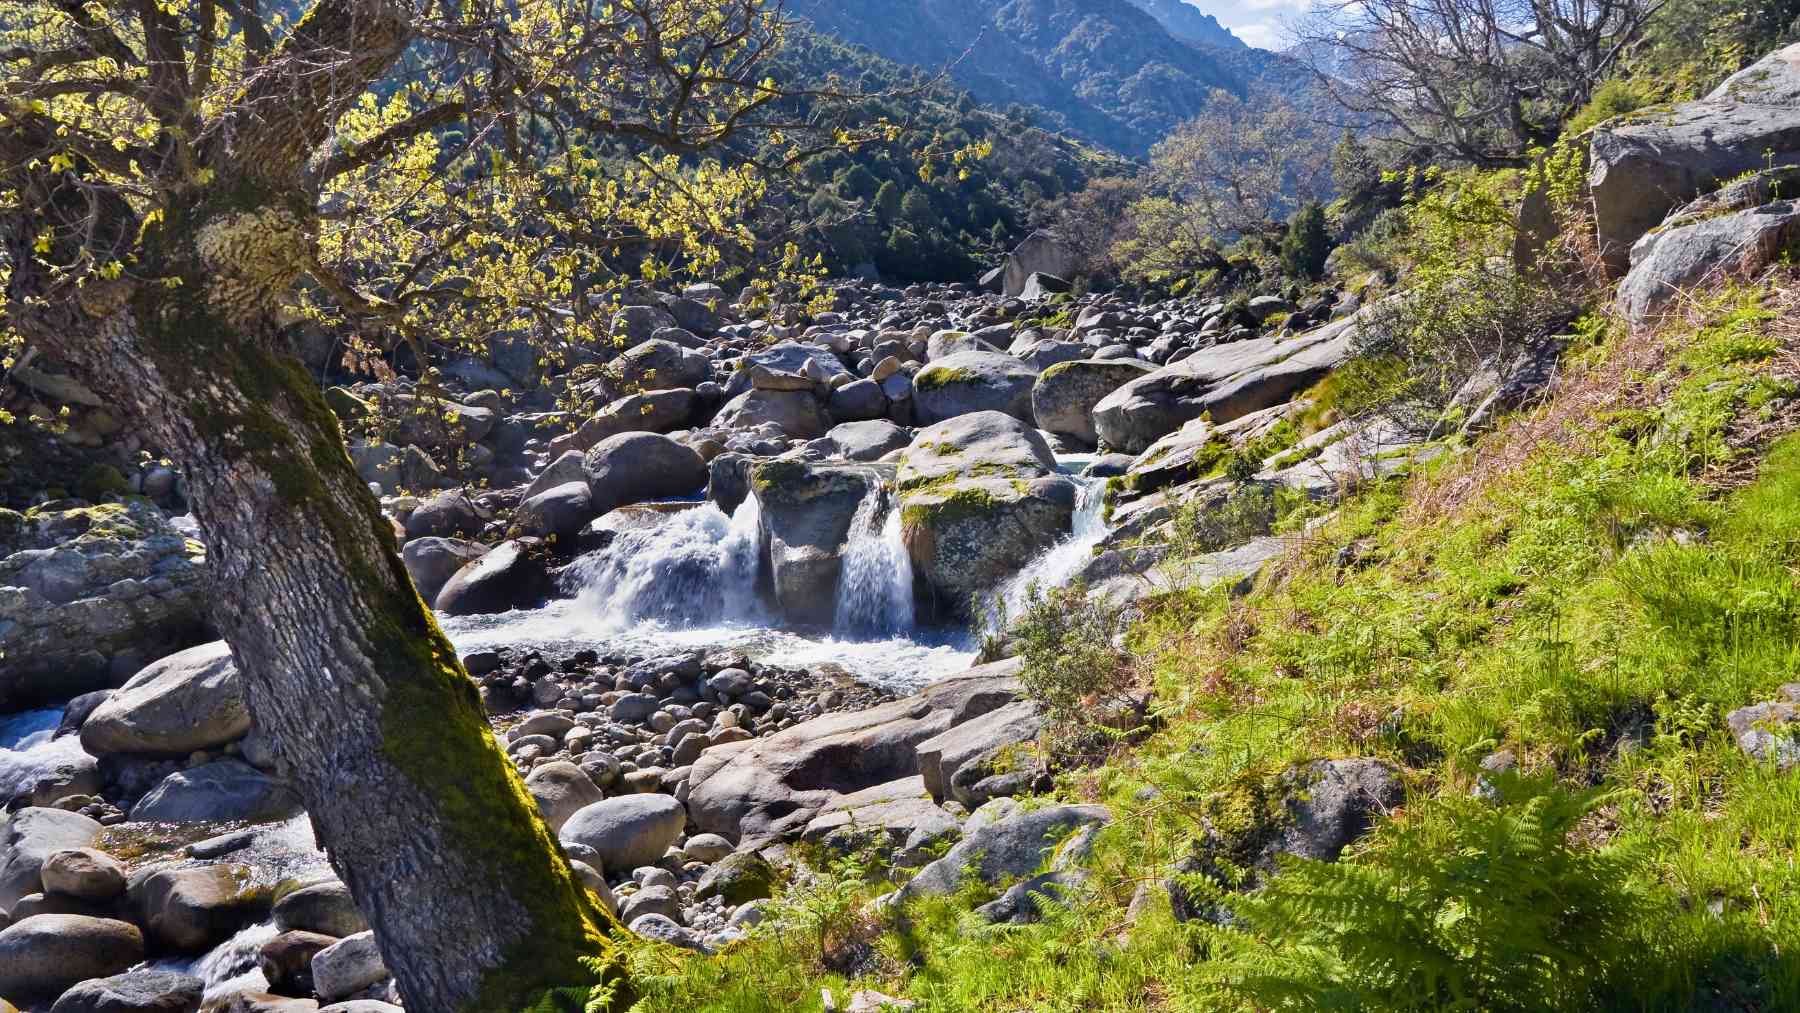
1, 3, 622, 1009
14, 188, 624, 1013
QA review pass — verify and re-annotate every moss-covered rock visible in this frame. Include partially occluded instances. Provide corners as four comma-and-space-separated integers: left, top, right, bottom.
896, 411, 1075, 617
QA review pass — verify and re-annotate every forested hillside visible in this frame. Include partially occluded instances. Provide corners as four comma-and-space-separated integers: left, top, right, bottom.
795, 0, 1249, 153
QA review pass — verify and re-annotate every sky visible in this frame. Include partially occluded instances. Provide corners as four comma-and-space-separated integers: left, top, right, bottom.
1186, 0, 1309, 51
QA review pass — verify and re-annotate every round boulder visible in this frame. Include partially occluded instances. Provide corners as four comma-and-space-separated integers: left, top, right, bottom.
79, 641, 248, 757
273, 879, 367, 939
525, 761, 605, 835
48, 968, 203, 1013
582, 433, 707, 515
0, 914, 144, 999
433, 539, 552, 616
558, 795, 687, 872
1031, 359, 1156, 447
40, 848, 126, 901
912, 351, 1039, 426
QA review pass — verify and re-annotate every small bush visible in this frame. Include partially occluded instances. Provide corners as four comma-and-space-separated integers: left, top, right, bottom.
1012, 581, 1143, 761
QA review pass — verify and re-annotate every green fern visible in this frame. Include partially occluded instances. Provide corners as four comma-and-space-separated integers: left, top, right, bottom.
1199, 776, 1651, 1012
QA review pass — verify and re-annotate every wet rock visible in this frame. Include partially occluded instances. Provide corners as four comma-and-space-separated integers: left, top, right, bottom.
895, 413, 1075, 613
748, 460, 874, 625
434, 539, 552, 616
0, 914, 144, 1000
131, 864, 268, 953
258, 930, 336, 996
47, 968, 202, 1013
128, 759, 303, 824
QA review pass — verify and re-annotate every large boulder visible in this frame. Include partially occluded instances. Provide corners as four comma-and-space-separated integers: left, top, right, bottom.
1094, 315, 1359, 453
817, 420, 911, 462
1032, 359, 1156, 447
0, 808, 101, 915
432, 539, 552, 616
128, 759, 303, 824
510, 482, 596, 541
1617, 200, 1800, 327
274, 880, 367, 939
686, 659, 1025, 842
521, 450, 588, 502
898, 803, 1110, 901
131, 864, 268, 952
1002, 232, 1082, 298
401, 490, 482, 541
1589, 42, 1800, 272
382, 395, 495, 449
558, 794, 687, 871
826, 378, 888, 423
48, 969, 203, 1013
0, 501, 209, 711
912, 351, 1039, 425
0, 915, 143, 1000
312, 931, 389, 1004
582, 433, 708, 514
564, 389, 699, 452
914, 699, 1044, 807
895, 413, 1075, 614
525, 761, 605, 835
747, 460, 875, 625
711, 388, 829, 439
79, 641, 247, 757
400, 537, 486, 608
615, 339, 712, 392
611, 304, 677, 346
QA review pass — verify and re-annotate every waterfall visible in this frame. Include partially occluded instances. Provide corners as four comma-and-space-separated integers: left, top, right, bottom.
834, 476, 916, 639
564, 496, 766, 629
990, 475, 1110, 629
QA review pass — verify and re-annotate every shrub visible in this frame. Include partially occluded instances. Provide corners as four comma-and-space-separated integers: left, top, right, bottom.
1011, 581, 1143, 761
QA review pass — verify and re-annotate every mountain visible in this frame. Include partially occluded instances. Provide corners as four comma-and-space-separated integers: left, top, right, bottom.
792, 0, 1247, 154
1124, 0, 1244, 49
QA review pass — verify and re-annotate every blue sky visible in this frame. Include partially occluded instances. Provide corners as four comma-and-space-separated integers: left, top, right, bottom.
1186, 0, 1308, 51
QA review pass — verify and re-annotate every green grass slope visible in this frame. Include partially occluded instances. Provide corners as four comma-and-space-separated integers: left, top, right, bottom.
630, 276, 1800, 1010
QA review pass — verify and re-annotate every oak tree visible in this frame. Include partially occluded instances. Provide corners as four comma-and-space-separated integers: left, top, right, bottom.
0, 0, 845, 1008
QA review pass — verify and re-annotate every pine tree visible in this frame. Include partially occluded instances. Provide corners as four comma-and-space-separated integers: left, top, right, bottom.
1281, 202, 1333, 281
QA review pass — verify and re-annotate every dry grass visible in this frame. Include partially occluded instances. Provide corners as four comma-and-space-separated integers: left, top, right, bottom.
1409, 268, 1800, 522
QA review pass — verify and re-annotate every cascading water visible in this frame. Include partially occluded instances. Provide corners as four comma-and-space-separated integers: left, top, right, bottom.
833, 476, 915, 639
0, 707, 88, 801
989, 474, 1110, 630
563, 496, 766, 629
151, 920, 281, 1003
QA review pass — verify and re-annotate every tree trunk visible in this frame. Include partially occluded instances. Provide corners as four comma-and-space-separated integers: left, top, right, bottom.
11, 186, 625, 1011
